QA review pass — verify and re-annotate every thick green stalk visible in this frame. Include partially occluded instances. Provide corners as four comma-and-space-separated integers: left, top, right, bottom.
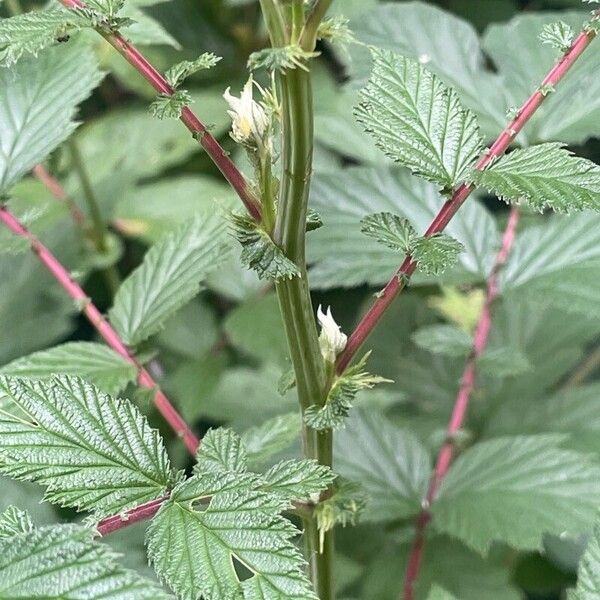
68, 139, 120, 294
274, 66, 334, 600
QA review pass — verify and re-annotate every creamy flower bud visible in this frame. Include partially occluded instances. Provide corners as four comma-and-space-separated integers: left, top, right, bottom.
223, 76, 270, 150
317, 305, 347, 363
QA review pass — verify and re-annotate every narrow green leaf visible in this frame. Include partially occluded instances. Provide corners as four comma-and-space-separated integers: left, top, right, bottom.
433, 435, 600, 554
0, 40, 102, 193
109, 214, 230, 346
472, 144, 600, 213
0, 342, 136, 395
0, 521, 172, 598
355, 48, 482, 187
0, 375, 173, 518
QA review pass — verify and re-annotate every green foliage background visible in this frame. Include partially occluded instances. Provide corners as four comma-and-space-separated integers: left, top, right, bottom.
3, 0, 600, 598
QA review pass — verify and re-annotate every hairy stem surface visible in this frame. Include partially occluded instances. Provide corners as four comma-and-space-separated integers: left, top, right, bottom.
402, 207, 521, 600
274, 66, 333, 599
0, 205, 199, 454
337, 20, 599, 374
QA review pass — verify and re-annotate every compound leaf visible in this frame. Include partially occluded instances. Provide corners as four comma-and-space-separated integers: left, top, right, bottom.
0, 375, 173, 518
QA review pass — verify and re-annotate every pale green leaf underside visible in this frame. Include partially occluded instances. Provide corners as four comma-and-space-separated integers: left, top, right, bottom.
109, 214, 230, 346
412, 324, 473, 357
355, 48, 482, 187
572, 519, 600, 599
472, 143, 600, 213
0, 40, 102, 193
0, 520, 172, 598
0, 341, 136, 396
433, 435, 600, 554
334, 410, 431, 523
147, 471, 317, 600
0, 375, 173, 518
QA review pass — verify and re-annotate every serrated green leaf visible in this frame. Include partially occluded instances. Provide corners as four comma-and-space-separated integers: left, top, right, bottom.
147, 471, 318, 600
109, 214, 230, 346
308, 166, 499, 290
539, 21, 575, 51
413, 234, 465, 276
0, 375, 173, 518
355, 48, 482, 187
165, 53, 222, 88
305, 353, 391, 431
241, 413, 302, 467
0, 522, 172, 598
361, 212, 417, 253
0, 8, 89, 67
195, 428, 248, 474
412, 324, 473, 357
433, 435, 600, 554
0, 342, 136, 395
0, 506, 33, 538
348, 3, 506, 138
230, 212, 301, 281
472, 144, 600, 213
149, 90, 192, 119
334, 410, 431, 523
0, 40, 102, 193
571, 518, 600, 599
261, 459, 335, 501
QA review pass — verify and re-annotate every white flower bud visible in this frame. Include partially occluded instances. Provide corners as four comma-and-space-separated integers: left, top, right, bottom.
317, 305, 347, 363
223, 76, 270, 151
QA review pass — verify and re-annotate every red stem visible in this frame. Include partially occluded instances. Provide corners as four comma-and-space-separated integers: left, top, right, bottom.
0, 205, 200, 455
336, 20, 598, 374
402, 207, 521, 600
96, 495, 168, 536
58, 0, 262, 222
32, 164, 87, 227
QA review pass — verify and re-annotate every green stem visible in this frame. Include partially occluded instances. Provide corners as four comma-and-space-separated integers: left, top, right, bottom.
258, 0, 286, 46
301, 0, 334, 50
291, 0, 305, 42
68, 139, 120, 294
274, 66, 335, 599
259, 156, 276, 233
